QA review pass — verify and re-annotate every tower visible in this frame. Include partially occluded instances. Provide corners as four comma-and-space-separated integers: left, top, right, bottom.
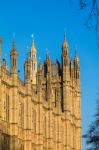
46, 56, 52, 100
30, 38, 37, 85
74, 51, 80, 84
24, 56, 31, 83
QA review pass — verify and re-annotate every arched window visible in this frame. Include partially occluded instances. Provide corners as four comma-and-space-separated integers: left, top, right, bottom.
13, 58, 14, 67
44, 117, 46, 138
43, 116, 47, 150
32, 110, 36, 133
34, 64, 35, 70
15, 59, 16, 67
19, 98, 24, 128
64, 57, 68, 66
76, 71, 78, 79
21, 103, 24, 128
78, 72, 79, 79
32, 63, 34, 70
6, 94, 9, 122
55, 89, 57, 107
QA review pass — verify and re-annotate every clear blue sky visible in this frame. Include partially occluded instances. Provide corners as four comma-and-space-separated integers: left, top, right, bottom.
0, 0, 99, 149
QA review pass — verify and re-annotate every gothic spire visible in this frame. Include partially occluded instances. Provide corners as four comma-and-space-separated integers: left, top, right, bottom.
30, 34, 37, 85
62, 34, 69, 57
74, 46, 79, 62
11, 34, 17, 54
62, 33, 68, 49
31, 34, 36, 53
10, 35, 17, 73
32, 38, 35, 48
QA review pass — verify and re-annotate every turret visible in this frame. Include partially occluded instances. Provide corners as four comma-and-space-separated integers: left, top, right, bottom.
74, 51, 80, 81
62, 35, 70, 81
55, 80, 61, 111
44, 55, 51, 77
70, 60, 74, 79
61, 35, 71, 112
24, 56, 31, 84
37, 64, 43, 96
44, 55, 52, 101
2, 59, 8, 70
46, 55, 51, 75
47, 56, 51, 89
30, 39, 37, 85
10, 39, 17, 74
62, 35, 68, 56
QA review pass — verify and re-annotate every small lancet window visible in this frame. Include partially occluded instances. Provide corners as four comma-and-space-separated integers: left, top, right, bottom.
6, 94, 9, 122
64, 58, 68, 66
34, 64, 35, 70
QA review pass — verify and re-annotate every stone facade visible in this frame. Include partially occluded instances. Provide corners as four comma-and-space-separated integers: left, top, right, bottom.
0, 36, 82, 150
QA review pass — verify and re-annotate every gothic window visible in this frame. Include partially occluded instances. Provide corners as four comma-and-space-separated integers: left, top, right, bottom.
13, 58, 14, 67
34, 64, 35, 70
62, 121, 64, 145
19, 144, 24, 150
76, 71, 78, 79
32, 110, 33, 129
19, 101, 24, 128
66, 59, 68, 66
53, 118, 56, 141
32, 63, 34, 70
66, 49, 68, 55
32, 110, 36, 133
55, 89, 57, 107
44, 117, 46, 138
2, 135, 10, 150
15, 59, 16, 67
43, 116, 47, 148
6, 94, 9, 122
34, 55, 35, 59
64, 57, 68, 66
21, 103, 24, 128
78, 72, 79, 79
26, 70, 28, 79
26, 68, 30, 79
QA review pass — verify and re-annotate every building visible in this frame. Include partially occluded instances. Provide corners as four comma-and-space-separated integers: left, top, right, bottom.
0, 35, 82, 150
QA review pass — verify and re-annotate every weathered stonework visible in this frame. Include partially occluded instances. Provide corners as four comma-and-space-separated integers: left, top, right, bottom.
0, 36, 82, 150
